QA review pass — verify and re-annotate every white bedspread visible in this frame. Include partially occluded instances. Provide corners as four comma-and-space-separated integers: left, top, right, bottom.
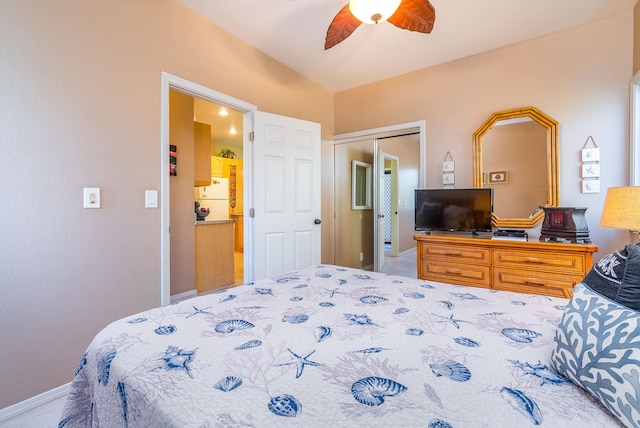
60, 265, 620, 427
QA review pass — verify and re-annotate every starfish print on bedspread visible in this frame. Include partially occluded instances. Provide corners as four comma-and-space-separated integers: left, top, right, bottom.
184, 306, 213, 318
324, 287, 345, 298
433, 313, 466, 329
275, 348, 321, 378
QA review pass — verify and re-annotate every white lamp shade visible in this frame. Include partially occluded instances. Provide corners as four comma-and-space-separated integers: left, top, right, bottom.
349, 0, 402, 24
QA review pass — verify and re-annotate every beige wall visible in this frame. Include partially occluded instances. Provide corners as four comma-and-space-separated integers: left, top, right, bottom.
0, 0, 332, 408
333, 12, 633, 257
321, 142, 336, 264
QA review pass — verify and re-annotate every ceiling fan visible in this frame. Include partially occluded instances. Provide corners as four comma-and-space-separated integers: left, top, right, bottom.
325, 0, 436, 50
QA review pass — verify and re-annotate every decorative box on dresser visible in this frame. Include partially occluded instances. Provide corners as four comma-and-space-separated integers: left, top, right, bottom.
414, 234, 598, 298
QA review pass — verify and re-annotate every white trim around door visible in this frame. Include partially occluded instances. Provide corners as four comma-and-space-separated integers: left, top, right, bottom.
159, 72, 257, 306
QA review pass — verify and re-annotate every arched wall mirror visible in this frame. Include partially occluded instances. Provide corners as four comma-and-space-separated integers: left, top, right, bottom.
472, 106, 559, 229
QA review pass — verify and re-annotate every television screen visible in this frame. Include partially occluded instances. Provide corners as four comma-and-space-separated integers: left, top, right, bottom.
415, 188, 493, 232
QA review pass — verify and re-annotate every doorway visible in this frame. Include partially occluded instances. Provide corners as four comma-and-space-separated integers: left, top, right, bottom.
381, 154, 399, 258
333, 121, 425, 273
160, 72, 257, 306
160, 73, 323, 305
193, 97, 245, 289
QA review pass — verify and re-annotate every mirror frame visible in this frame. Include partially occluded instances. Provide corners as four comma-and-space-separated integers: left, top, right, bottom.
472, 106, 559, 229
351, 160, 372, 210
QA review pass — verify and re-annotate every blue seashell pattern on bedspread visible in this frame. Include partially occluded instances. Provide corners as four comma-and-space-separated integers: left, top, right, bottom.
59, 265, 623, 427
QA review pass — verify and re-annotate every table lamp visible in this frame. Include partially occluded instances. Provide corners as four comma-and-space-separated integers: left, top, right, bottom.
600, 186, 640, 241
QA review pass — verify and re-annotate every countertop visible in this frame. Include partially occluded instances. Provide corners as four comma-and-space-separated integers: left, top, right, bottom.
195, 219, 237, 225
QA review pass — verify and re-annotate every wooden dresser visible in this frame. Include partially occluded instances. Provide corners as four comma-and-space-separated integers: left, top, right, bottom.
414, 234, 598, 298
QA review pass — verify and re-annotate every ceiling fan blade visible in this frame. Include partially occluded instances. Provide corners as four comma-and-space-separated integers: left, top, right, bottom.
388, 0, 436, 34
325, 4, 362, 50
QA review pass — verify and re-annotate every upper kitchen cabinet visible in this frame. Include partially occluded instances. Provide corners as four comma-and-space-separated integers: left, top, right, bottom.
194, 121, 212, 187
211, 156, 223, 177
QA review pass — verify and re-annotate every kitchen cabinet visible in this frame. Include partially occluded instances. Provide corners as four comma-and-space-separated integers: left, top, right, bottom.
414, 234, 598, 298
195, 221, 235, 292
211, 157, 223, 177
194, 122, 212, 187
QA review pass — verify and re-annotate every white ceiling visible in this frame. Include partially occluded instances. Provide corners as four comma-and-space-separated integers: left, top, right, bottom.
177, 0, 636, 92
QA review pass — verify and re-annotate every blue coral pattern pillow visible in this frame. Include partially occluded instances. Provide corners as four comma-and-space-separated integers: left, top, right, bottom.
550, 283, 640, 427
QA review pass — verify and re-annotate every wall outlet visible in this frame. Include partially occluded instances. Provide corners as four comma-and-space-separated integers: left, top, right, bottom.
360, 252, 364, 261
83, 187, 101, 208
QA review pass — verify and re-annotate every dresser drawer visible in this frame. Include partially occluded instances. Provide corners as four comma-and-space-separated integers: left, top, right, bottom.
421, 260, 491, 288
415, 234, 598, 297
493, 267, 582, 298
420, 243, 490, 264
493, 249, 585, 275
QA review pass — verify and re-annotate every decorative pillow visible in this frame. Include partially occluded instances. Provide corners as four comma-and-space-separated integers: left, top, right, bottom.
550, 283, 640, 427
582, 243, 640, 310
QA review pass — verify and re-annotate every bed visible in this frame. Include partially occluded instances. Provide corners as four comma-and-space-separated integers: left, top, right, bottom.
59, 264, 625, 427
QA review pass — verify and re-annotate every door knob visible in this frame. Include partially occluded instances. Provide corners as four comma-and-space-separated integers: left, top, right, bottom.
314, 218, 322, 225
377, 214, 385, 218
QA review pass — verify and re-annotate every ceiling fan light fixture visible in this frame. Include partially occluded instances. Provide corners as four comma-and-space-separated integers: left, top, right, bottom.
349, 0, 401, 24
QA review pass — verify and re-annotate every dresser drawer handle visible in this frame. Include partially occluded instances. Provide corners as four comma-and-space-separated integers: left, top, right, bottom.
445, 269, 463, 275
444, 251, 463, 256
523, 280, 545, 286
524, 257, 544, 264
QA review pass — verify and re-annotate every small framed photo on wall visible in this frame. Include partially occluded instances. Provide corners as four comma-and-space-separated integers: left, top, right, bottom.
489, 171, 508, 184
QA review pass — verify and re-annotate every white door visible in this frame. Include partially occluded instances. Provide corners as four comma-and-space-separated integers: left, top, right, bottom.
252, 111, 321, 280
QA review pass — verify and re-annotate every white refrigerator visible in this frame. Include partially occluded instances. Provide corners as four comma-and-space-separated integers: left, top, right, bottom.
199, 177, 230, 220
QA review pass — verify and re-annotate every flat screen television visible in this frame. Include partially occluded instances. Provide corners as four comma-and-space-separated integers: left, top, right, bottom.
415, 188, 493, 233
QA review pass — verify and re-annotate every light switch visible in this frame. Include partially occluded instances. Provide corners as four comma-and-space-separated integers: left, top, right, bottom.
145, 190, 158, 208
83, 187, 101, 208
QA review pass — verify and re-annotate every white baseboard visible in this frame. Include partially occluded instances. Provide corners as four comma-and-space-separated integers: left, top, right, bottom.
0, 383, 70, 423
170, 289, 197, 304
